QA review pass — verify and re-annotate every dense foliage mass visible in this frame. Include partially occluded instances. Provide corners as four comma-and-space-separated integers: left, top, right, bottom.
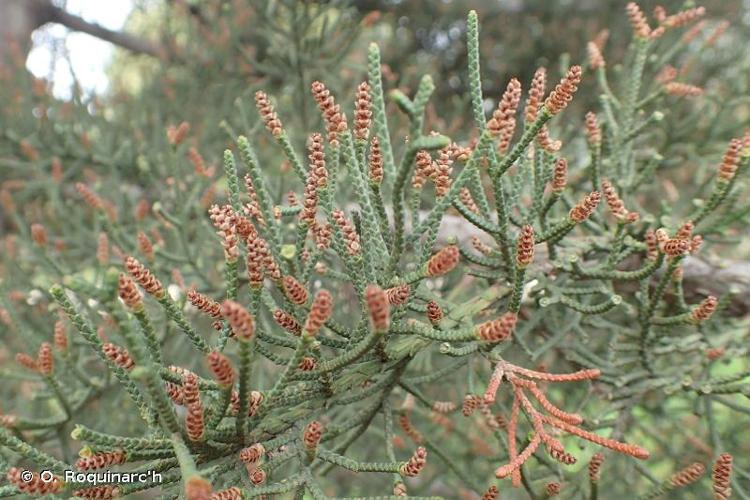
0, 2, 748, 499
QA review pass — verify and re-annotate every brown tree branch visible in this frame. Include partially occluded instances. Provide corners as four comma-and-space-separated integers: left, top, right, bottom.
428, 212, 750, 316
32, 0, 163, 58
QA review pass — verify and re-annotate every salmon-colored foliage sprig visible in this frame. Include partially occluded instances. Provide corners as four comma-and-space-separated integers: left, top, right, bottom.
487, 360, 648, 483
4, 6, 749, 499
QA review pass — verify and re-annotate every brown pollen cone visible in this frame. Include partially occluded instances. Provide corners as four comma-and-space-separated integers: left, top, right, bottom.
103, 343, 135, 371
283, 276, 308, 305
426, 301, 443, 325
119, 273, 143, 310
385, 284, 410, 305
365, 284, 390, 332
426, 245, 460, 277
303, 290, 333, 337
221, 300, 255, 341
476, 312, 517, 342
303, 421, 324, 450
516, 225, 535, 268
354, 81, 372, 141
125, 256, 165, 297
207, 351, 235, 387
273, 309, 302, 335
254, 90, 283, 137
400, 447, 427, 477
544, 66, 582, 115
36, 342, 53, 376
568, 191, 601, 223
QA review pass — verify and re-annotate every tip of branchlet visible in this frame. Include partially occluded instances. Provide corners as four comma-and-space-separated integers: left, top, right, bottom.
303, 290, 333, 337
425, 245, 460, 277
365, 284, 390, 333
220, 300, 255, 341
400, 447, 427, 477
